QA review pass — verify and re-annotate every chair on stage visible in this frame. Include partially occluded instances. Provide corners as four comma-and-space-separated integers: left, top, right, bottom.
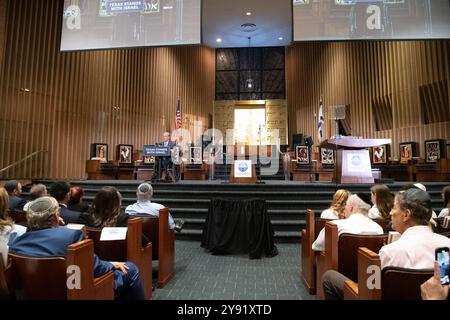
8, 239, 115, 300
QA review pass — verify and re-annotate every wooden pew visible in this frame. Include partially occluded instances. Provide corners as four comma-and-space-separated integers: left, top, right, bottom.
137, 207, 175, 288
373, 218, 391, 233
86, 217, 153, 300
316, 222, 387, 299
0, 256, 12, 299
8, 239, 114, 300
300, 209, 333, 294
344, 247, 433, 300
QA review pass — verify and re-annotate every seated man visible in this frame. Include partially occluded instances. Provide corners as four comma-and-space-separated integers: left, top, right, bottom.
152, 132, 176, 182
9, 196, 145, 300
312, 193, 384, 252
4, 180, 26, 211
23, 183, 48, 212
125, 183, 184, 232
322, 188, 450, 300
48, 181, 84, 224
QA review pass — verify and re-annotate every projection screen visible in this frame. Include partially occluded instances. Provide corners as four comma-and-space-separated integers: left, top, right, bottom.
293, 0, 450, 41
61, 0, 201, 51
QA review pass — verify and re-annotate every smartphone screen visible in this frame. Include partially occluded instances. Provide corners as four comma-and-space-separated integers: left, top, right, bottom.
436, 248, 450, 285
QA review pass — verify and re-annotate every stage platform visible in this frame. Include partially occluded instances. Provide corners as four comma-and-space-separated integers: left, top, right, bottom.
28, 180, 449, 242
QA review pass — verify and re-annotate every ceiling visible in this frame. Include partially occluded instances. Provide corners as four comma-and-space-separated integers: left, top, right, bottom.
202, 0, 293, 48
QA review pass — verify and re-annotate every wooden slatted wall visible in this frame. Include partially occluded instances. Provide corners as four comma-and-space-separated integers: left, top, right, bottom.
0, 0, 215, 179
286, 40, 450, 160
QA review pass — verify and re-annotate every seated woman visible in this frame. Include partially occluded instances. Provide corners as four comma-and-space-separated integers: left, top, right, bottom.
438, 186, 450, 218
320, 189, 351, 220
9, 196, 145, 300
368, 184, 394, 219
0, 187, 27, 265
68, 186, 90, 213
85, 186, 128, 228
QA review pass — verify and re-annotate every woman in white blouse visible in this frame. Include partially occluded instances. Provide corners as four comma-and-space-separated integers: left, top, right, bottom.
368, 184, 394, 219
320, 189, 351, 220
0, 187, 27, 264
438, 186, 450, 218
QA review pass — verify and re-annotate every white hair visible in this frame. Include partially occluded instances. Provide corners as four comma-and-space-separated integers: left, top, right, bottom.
347, 194, 371, 214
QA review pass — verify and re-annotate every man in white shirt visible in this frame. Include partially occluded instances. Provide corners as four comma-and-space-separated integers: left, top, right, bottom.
125, 183, 184, 232
312, 193, 383, 252
322, 188, 450, 300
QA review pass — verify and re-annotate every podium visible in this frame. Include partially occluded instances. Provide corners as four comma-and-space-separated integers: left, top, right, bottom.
229, 160, 257, 184
319, 137, 391, 184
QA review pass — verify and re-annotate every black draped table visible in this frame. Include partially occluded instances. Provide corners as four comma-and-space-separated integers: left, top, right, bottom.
201, 198, 278, 259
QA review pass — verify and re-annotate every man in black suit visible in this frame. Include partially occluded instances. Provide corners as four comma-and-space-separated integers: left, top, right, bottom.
4, 180, 26, 210
48, 181, 84, 224
152, 131, 177, 182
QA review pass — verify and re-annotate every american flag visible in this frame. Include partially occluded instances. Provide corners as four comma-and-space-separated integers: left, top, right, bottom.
175, 99, 182, 129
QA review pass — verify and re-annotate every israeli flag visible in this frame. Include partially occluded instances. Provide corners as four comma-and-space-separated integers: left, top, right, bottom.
318, 99, 324, 139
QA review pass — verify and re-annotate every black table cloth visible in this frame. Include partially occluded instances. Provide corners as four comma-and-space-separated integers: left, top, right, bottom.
201, 198, 278, 259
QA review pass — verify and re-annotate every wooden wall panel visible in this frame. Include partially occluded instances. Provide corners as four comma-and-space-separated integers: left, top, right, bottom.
286, 40, 450, 160
0, 0, 215, 179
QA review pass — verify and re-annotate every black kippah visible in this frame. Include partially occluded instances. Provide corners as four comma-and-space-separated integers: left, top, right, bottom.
139, 184, 150, 193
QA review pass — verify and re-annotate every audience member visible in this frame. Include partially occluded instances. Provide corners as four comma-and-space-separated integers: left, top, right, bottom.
4, 180, 26, 211
319, 189, 351, 220
86, 186, 128, 228
437, 186, 450, 218
312, 193, 383, 252
0, 187, 26, 265
9, 196, 145, 299
48, 181, 83, 224
368, 184, 394, 219
421, 261, 449, 300
68, 186, 90, 213
23, 183, 47, 212
125, 183, 184, 232
322, 188, 450, 300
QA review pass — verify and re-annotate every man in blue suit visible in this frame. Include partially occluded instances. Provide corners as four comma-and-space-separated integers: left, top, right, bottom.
48, 181, 85, 224
4, 180, 26, 211
152, 131, 177, 182
9, 196, 145, 300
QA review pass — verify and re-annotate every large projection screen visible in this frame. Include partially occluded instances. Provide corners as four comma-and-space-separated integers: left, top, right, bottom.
61, 0, 201, 51
293, 0, 450, 41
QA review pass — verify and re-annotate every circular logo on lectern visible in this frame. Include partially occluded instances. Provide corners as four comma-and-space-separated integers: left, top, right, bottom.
351, 155, 362, 166
238, 162, 249, 172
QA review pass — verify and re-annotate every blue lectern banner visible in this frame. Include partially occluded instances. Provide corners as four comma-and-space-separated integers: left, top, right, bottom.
106, 1, 144, 14
143, 145, 170, 156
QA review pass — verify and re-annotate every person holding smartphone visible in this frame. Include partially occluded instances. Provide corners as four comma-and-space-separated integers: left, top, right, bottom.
421, 260, 450, 300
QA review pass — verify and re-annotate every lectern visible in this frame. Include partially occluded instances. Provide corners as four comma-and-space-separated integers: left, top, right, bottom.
319, 137, 391, 184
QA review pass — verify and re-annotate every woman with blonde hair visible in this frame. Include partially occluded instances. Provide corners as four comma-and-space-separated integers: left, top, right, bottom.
320, 189, 352, 219
0, 187, 26, 264
368, 184, 394, 219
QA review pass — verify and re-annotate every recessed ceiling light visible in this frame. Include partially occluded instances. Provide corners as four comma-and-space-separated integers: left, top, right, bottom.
216, 38, 222, 43
278, 37, 284, 41
246, 12, 252, 16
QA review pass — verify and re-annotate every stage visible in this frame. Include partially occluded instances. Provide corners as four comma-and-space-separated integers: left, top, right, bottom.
29, 180, 449, 242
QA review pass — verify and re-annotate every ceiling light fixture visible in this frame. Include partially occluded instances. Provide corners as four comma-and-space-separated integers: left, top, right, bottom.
246, 12, 252, 16
216, 38, 222, 43
278, 37, 284, 41
246, 37, 253, 90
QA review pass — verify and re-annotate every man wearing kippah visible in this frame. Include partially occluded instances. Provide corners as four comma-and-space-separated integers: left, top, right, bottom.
9, 196, 145, 300
125, 183, 184, 232
322, 188, 450, 300
312, 193, 383, 252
